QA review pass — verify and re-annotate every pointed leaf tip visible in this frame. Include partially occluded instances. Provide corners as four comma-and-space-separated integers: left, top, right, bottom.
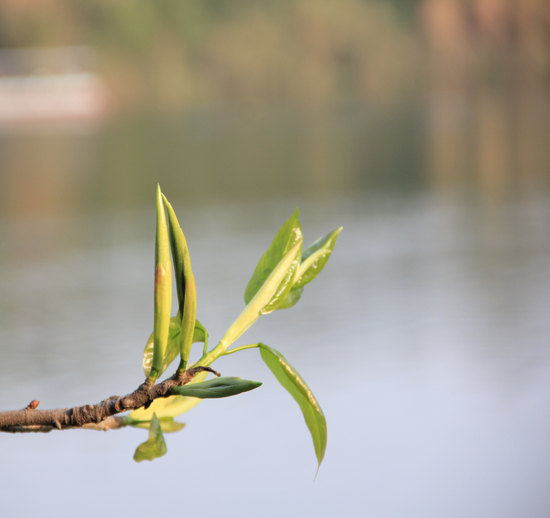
258, 343, 327, 469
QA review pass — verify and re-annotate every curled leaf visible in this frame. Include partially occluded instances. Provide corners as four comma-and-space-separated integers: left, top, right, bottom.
162, 194, 197, 366
161, 194, 189, 315
151, 185, 172, 379
171, 377, 262, 399
179, 272, 197, 366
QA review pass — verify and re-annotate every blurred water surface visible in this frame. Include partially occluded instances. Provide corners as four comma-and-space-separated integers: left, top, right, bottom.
1, 1, 549, 514
0, 184, 549, 517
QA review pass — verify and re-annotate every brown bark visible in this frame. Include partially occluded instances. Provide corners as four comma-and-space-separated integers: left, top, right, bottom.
0, 366, 219, 433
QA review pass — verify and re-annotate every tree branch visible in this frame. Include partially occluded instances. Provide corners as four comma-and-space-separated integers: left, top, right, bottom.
0, 366, 219, 433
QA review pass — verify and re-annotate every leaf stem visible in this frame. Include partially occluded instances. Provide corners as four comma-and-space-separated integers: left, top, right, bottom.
222, 343, 260, 356
176, 358, 187, 375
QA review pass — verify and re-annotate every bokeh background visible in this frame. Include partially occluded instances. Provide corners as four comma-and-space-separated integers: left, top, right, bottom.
1, 1, 549, 517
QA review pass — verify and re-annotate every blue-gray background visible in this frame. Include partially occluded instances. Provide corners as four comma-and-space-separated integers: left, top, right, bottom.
1, 2, 549, 517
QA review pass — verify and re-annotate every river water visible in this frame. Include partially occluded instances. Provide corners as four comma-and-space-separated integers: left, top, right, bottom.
0, 103, 549, 516
1, 189, 549, 517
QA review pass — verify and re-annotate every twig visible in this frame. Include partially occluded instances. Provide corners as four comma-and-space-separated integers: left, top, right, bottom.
0, 366, 216, 433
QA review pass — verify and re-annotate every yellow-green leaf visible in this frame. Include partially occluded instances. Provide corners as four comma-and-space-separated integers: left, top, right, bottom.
277, 227, 342, 310
151, 185, 172, 379
133, 414, 167, 462
293, 227, 342, 290
244, 208, 303, 313
161, 194, 190, 316
127, 417, 185, 433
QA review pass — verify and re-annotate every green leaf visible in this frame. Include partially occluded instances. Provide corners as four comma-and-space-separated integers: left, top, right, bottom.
171, 377, 262, 399
274, 286, 304, 310
151, 185, 172, 380
277, 227, 342, 310
293, 227, 342, 290
161, 194, 197, 368
161, 194, 190, 316
193, 320, 208, 344
218, 241, 302, 349
179, 272, 197, 367
244, 208, 303, 314
133, 414, 167, 463
143, 318, 208, 378
131, 371, 208, 420
127, 417, 185, 433
259, 343, 327, 469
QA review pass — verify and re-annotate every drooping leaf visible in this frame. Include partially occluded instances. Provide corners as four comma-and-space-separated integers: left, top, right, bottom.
130, 371, 209, 421
259, 343, 327, 469
133, 414, 167, 462
127, 417, 185, 433
143, 318, 208, 378
151, 185, 172, 379
244, 208, 303, 314
171, 377, 262, 399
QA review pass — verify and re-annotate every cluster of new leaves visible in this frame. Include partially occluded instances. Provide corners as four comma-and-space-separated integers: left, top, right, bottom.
127, 187, 341, 469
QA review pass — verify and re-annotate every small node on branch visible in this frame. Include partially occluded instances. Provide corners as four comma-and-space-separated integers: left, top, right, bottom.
191, 366, 221, 378
25, 400, 40, 410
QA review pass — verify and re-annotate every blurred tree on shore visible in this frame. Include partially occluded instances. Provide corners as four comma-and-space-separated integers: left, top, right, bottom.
0, 0, 419, 111
0, 0, 548, 113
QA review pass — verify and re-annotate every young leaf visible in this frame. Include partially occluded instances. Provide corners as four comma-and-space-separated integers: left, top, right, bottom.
171, 377, 262, 399
130, 371, 208, 421
293, 227, 343, 290
133, 414, 167, 462
161, 194, 190, 316
151, 185, 173, 380
276, 227, 342, 310
259, 343, 327, 469
161, 194, 197, 368
244, 208, 303, 313
274, 286, 304, 311
218, 241, 302, 349
143, 318, 208, 378
193, 319, 208, 346
179, 272, 197, 367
